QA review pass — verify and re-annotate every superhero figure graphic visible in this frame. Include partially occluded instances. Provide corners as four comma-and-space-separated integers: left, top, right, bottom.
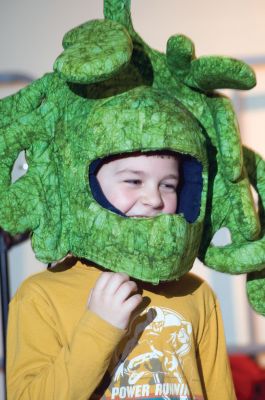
103, 306, 193, 400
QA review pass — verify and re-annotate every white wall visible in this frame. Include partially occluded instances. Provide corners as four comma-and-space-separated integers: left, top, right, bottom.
1, 0, 265, 77
1, 0, 265, 361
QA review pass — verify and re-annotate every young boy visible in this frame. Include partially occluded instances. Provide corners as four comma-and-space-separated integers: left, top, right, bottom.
7, 150, 236, 400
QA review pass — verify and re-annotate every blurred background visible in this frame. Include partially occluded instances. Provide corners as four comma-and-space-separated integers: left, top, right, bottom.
1, 0, 265, 398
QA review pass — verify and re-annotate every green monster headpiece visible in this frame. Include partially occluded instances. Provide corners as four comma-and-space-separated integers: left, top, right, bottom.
0, 0, 265, 315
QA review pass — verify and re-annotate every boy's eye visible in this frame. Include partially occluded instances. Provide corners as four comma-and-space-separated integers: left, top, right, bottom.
161, 182, 177, 191
124, 179, 142, 185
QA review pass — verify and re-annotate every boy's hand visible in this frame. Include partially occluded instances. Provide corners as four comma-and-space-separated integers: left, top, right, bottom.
88, 272, 143, 330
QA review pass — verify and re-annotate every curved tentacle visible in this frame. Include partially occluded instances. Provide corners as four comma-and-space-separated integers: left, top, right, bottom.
165, 33, 256, 92
0, 73, 52, 129
201, 147, 265, 274
247, 269, 265, 316
204, 238, 265, 273
0, 73, 64, 235
53, 19, 133, 84
166, 35, 195, 80
225, 174, 260, 240
197, 96, 260, 253
104, 0, 133, 31
204, 96, 260, 240
209, 96, 243, 181
185, 56, 256, 91
244, 147, 265, 315
0, 108, 49, 232
243, 146, 265, 228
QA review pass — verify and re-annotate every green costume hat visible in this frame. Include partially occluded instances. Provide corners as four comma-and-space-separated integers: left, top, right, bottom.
0, 0, 265, 315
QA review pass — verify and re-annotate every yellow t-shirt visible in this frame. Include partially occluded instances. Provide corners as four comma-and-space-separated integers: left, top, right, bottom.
7, 261, 236, 400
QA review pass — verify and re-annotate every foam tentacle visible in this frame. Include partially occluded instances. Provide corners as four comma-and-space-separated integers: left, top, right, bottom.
247, 269, 265, 315
243, 146, 265, 228
208, 96, 243, 182
238, 148, 265, 316
0, 95, 57, 233
225, 174, 260, 240
54, 19, 133, 84
203, 147, 265, 274
208, 95, 260, 241
184, 56, 256, 91
0, 73, 52, 129
204, 237, 265, 274
104, 0, 133, 31
166, 35, 195, 80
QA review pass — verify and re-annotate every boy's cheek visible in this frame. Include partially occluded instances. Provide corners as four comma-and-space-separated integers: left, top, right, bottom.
108, 188, 135, 213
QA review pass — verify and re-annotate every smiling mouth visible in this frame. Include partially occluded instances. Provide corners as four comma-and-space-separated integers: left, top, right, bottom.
129, 214, 161, 218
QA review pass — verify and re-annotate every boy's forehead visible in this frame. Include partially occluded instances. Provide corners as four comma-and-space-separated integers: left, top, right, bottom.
103, 153, 179, 173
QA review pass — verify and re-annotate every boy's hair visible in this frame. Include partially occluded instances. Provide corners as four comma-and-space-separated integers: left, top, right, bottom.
92, 150, 180, 173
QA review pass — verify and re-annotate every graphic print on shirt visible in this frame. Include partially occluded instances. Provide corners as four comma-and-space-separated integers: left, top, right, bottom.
103, 306, 194, 400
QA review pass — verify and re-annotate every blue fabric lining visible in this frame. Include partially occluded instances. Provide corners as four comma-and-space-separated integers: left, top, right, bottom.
176, 156, 203, 223
89, 159, 126, 217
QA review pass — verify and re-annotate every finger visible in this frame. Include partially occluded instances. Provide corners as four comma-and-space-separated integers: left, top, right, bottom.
123, 293, 143, 314
114, 280, 138, 303
104, 272, 130, 296
93, 271, 114, 294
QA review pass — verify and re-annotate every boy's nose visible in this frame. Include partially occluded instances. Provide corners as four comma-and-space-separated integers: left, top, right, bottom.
141, 186, 164, 209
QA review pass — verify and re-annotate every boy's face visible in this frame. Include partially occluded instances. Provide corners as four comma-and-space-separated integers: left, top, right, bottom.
96, 154, 179, 217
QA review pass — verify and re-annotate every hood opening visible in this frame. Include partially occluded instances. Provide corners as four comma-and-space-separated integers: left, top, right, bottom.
88, 151, 203, 223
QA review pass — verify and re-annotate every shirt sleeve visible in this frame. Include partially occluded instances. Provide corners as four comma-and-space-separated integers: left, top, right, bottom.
196, 298, 236, 400
7, 290, 125, 400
